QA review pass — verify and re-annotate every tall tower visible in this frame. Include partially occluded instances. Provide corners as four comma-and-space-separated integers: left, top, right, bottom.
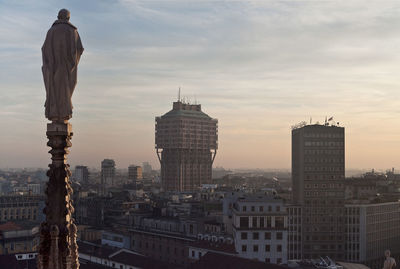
292, 123, 345, 260
155, 100, 218, 192
128, 165, 143, 188
101, 159, 115, 195
74, 165, 89, 183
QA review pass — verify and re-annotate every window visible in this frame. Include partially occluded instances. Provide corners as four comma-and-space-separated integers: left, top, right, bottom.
276, 206, 280, 212
253, 245, 259, 252
266, 216, 272, 228
266, 258, 270, 263
242, 206, 247, 212
120, 265, 123, 269
265, 245, 270, 252
260, 206, 264, 212
277, 245, 282, 252
265, 232, 271, 240
192, 250, 195, 257
240, 217, 249, 228
260, 217, 264, 227
277, 258, 282, 264
276, 232, 283, 240
275, 216, 285, 229
241, 232, 248, 240
242, 245, 247, 252
251, 206, 255, 212
253, 232, 259, 240
252, 217, 257, 227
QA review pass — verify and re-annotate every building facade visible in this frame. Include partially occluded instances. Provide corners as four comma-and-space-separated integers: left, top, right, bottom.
345, 201, 400, 268
287, 205, 302, 260
0, 195, 43, 222
128, 165, 143, 186
232, 194, 288, 264
74, 165, 89, 183
101, 159, 116, 194
292, 123, 345, 259
0, 222, 39, 255
155, 100, 218, 192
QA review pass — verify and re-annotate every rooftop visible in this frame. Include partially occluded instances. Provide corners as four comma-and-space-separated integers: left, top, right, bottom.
160, 101, 213, 120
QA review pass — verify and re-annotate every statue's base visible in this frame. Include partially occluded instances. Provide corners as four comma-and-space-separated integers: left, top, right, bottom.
47, 122, 72, 135
37, 121, 78, 269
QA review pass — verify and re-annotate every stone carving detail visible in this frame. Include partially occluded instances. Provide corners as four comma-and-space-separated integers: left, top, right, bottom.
37, 124, 79, 269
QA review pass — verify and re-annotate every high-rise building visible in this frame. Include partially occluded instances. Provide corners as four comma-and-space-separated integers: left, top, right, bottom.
142, 162, 152, 175
128, 165, 143, 181
101, 159, 116, 194
155, 100, 218, 192
74, 165, 89, 183
128, 165, 142, 188
291, 123, 345, 259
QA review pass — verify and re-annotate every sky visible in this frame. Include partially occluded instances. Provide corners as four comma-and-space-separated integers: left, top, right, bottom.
0, 0, 400, 171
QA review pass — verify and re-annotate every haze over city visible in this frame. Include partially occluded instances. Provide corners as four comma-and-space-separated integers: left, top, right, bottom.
1, 0, 400, 170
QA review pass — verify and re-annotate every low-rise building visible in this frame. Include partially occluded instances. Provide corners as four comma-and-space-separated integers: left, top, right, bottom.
345, 200, 400, 268
232, 192, 288, 264
0, 221, 39, 254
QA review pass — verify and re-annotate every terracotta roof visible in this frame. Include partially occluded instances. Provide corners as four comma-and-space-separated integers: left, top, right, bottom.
190, 240, 237, 254
78, 241, 118, 259
0, 221, 22, 231
191, 252, 286, 269
110, 251, 175, 269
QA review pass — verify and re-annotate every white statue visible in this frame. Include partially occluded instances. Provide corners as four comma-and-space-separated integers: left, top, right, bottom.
42, 9, 84, 122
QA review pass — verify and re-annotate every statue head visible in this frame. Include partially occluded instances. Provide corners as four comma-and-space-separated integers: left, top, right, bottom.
385, 250, 391, 257
57, 9, 70, 21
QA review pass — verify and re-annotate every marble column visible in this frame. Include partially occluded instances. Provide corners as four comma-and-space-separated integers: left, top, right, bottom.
37, 122, 79, 269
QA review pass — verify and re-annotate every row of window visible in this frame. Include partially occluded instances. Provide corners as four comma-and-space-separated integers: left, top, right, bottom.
304, 149, 344, 155
241, 244, 283, 253
304, 141, 344, 147
304, 166, 344, 172
239, 216, 285, 229
240, 231, 284, 240
303, 133, 343, 138
240, 205, 281, 212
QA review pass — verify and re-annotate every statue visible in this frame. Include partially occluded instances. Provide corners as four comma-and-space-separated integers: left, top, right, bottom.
38, 9, 82, 269
383, 250, 396, 269
42, 9, 84, 122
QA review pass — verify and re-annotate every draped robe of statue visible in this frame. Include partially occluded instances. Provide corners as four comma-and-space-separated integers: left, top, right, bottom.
42, 20, 84, 121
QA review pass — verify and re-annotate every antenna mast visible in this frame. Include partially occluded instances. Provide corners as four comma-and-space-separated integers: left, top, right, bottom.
178, 87, 181, 102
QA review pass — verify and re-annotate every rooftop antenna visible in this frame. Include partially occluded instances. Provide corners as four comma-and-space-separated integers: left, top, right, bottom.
310, 117, 312, 125
178, 87, 181, 102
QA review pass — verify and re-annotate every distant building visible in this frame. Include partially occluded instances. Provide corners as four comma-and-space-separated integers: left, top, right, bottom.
345, 201, 400, 268
142, 162, 152, 175
27, 183, 41, 194
128, 165, 143, 186
155, 100, 218, 192
292, 123, 345, 259
287, 205, 302, 260
74, 165, 89, 183
0, 221, 39, 254
232, 193, 288, 264
0, 195, 43, 222
101, 159, 116, 194
130, 216, 200, 266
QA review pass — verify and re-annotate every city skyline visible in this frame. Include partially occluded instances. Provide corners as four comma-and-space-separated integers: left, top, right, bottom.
1, 0, 400, 170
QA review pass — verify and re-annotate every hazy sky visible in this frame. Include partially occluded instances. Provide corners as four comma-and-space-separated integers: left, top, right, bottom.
1, 0, 400, 170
